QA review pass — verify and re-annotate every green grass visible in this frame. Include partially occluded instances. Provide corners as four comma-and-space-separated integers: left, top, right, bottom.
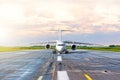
0, 46, 120, 52
0, 46, 20, 52
0, 46, 55, 52
77, 46, 120, 52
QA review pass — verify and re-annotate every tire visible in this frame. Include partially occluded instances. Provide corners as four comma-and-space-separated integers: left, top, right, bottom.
65, 51, 69, 54
53, 50, 56, 54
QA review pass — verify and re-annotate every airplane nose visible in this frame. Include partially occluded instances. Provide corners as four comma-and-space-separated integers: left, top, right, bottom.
60, 48, 63, 51
58, 47, 64, 52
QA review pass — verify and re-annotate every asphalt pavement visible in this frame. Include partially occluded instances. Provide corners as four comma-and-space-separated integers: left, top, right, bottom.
55, 50, 120, 80
0, 50, 120, 80
0, 50, 54, 80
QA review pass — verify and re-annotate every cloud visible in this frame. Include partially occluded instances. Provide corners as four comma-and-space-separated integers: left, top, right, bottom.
0, 0, 120, 46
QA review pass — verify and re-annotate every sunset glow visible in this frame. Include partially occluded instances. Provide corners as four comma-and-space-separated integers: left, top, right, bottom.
0, 0, 120, 46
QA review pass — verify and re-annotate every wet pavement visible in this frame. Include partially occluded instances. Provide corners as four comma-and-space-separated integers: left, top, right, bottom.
0, 50, 120, 80
55, 50, 120, 80
0, 50, 54, 80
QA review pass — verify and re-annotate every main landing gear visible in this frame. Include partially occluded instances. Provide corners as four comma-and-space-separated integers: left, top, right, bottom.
52, 50, 69, 54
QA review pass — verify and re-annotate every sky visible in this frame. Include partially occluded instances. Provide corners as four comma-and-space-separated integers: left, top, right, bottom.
0, 0, 120, 46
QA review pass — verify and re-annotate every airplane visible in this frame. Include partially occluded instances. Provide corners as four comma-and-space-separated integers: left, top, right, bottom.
35, 30, 96, 54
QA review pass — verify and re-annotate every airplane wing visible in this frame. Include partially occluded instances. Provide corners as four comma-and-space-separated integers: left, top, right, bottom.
31, 40, 57, 45
64, 41, 97, 45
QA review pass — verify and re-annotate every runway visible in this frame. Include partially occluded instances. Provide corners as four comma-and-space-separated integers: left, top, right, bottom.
54, 50, 120, 80
0, 50, 120, 80
0, 50, 54, 80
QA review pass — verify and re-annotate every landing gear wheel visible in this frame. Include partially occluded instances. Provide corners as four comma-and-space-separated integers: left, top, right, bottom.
65, 51, 69, 54
53, 50, 56, 54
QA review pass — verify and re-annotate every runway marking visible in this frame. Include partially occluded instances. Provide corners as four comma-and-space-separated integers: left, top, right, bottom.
57, 56, 62, 61
84, 74, 93, 80
57, 71, 69, 80
38, 76, 43, 80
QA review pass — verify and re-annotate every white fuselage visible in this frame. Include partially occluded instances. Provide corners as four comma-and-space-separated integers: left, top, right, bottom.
56, 41, 66, 53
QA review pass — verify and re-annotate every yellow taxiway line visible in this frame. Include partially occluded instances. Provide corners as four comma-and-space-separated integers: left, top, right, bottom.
84, 74, 93, 80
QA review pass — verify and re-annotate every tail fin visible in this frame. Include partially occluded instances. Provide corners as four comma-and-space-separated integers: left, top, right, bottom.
49, 29, 72, 41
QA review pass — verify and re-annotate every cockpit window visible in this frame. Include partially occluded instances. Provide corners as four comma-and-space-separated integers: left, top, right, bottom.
57, 44, 65, 46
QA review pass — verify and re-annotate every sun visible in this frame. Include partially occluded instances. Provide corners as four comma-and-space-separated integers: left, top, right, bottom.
0, 28, 7, 37
0, 27, 11, 42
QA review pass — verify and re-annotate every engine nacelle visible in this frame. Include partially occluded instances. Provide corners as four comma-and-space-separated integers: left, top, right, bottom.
45, 44, 51, 49
71, 44, 77, 50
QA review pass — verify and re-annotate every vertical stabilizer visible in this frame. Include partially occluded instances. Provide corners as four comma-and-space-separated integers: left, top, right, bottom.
50, 29, 72, 41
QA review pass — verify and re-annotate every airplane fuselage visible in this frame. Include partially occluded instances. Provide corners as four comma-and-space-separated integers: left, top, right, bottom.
55, 41, 67, 53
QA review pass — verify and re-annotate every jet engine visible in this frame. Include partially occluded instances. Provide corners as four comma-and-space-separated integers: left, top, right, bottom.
71, 44, 77, 50
45, 44, 51, 49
